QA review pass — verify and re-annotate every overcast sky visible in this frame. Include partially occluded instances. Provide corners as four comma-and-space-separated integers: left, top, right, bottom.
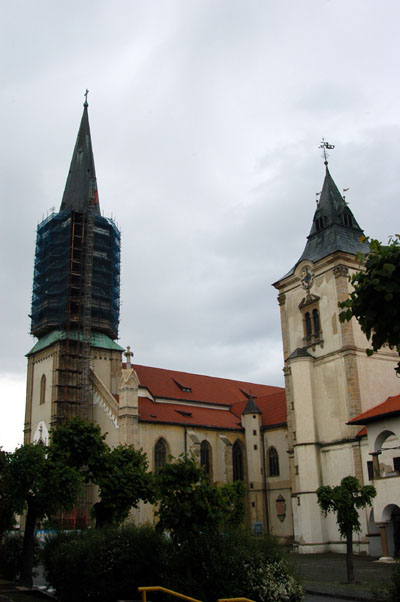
1, 0, 400, 451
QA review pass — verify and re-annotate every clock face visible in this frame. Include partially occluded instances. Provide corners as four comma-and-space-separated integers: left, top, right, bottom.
301, 266, 314, 291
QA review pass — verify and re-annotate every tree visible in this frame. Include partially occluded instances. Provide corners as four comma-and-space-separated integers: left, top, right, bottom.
339, 235, 400, 375
2, 418, 155, 586
92, 445, 155, 527
4, 442, 83, 587
51, 418, 155, 528
0, 448, 16, 538
155, 454, 245, 543
316, 476, 376, 583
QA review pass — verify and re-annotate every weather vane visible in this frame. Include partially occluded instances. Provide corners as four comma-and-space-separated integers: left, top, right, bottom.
84, 88, 89, 106
319, 138, 335, 165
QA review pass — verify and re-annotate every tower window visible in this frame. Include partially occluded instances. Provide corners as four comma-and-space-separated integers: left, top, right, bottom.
342, 212, 353, 227
154, 438, 168, 469
232, 440, 244, 481
305, 312, 312, 338
312, 308, 320, 334
299, 294, 322, 348
268, 447, 280, 477
40, 374, 46, 405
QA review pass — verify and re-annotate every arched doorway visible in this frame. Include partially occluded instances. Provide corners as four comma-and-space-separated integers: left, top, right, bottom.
382, 504, 400, 557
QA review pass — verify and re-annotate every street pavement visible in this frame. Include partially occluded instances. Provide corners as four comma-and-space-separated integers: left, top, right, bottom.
290, 552, 396, 601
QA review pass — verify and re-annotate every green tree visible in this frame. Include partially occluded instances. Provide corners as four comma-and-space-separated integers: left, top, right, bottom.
4, 442, 82, 587
339, 235, 400, 375
2, 418, 155, 586
92, 445, 154, 527
0, 448, 16, 538
51, 418, 155, 528
316, 476, 376, 583
49, 416, 108, 477
155, 454, 245, 543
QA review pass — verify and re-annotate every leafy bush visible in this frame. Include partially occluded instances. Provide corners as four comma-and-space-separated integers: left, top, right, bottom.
0, 532, 39, 580
42, 525, 168, 602
245, 558, 304, 602
42, 525, 303, 602
165, 529, 303, 602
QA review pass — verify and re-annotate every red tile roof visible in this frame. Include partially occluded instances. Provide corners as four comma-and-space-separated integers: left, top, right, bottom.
138, 397, 242, 430
129, 364, 287, 431
132, 364, 282, 406
348, 394, 400, 425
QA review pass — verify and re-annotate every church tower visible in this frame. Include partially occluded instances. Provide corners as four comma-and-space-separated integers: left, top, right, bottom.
273, 146, 400, 553
25, 97, 123, 447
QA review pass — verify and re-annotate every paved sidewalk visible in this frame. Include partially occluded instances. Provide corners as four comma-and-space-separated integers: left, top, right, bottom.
290, 553, 396, 601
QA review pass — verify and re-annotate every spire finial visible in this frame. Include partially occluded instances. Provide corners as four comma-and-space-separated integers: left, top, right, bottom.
319, 138, 335, 166
124, 345, 134, 367
84, 89, 89, 108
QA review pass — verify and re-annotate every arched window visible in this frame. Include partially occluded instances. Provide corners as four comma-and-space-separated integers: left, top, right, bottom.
40, 375, 46, 405
299, 289, 322, 348
312, 308, 320, 334
232, 440, 244, 481
268, 447, 280, 477
200, 440, 212, 476
154, 438, 167, 469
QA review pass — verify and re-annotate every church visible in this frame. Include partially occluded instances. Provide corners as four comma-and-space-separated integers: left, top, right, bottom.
23, 100, 400, 556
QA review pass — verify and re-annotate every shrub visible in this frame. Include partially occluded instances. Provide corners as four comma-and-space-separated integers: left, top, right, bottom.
42, 525, 303, 602
165, 529, 303, 602
42, 525, 168, 602
245, 558, 304, 602
0, 532, 39, 581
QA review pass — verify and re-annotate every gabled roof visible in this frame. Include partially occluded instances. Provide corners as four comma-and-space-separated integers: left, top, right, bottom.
278, 165, 370, 280
129, 363, 286, 431
60, 100, 100, 215
131, 364, 281, 406
138, 397, 242, 430
257, 391, 287, 428
348, 394, 400, 425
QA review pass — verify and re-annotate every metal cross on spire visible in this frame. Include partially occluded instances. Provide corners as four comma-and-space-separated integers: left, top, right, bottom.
319, 138, 335, 165
84, 88, 89, 107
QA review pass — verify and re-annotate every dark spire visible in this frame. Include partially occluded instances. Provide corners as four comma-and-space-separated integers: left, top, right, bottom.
60, 94, 100, 215
242, 395, 261, 415
286, 166, 370, 275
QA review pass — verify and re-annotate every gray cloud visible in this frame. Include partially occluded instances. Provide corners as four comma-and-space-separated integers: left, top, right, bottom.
1, 0, 400, 450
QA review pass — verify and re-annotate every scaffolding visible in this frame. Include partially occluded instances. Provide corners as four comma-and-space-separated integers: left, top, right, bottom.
31, 189, 120, 425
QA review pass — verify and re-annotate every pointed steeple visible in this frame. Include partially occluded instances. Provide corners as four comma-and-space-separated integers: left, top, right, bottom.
60, 94, 100, 215
242, 395, 261, 415
291, 164, 369, 272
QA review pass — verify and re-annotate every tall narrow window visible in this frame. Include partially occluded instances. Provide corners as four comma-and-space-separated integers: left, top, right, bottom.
312, 308, 320, 334
268, 447, 280, 477
200, 440, 212, 477
232, 440, 244, 481
154, 438, 167, 469
305, 312, 312, 338
40, 374, 46, 405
